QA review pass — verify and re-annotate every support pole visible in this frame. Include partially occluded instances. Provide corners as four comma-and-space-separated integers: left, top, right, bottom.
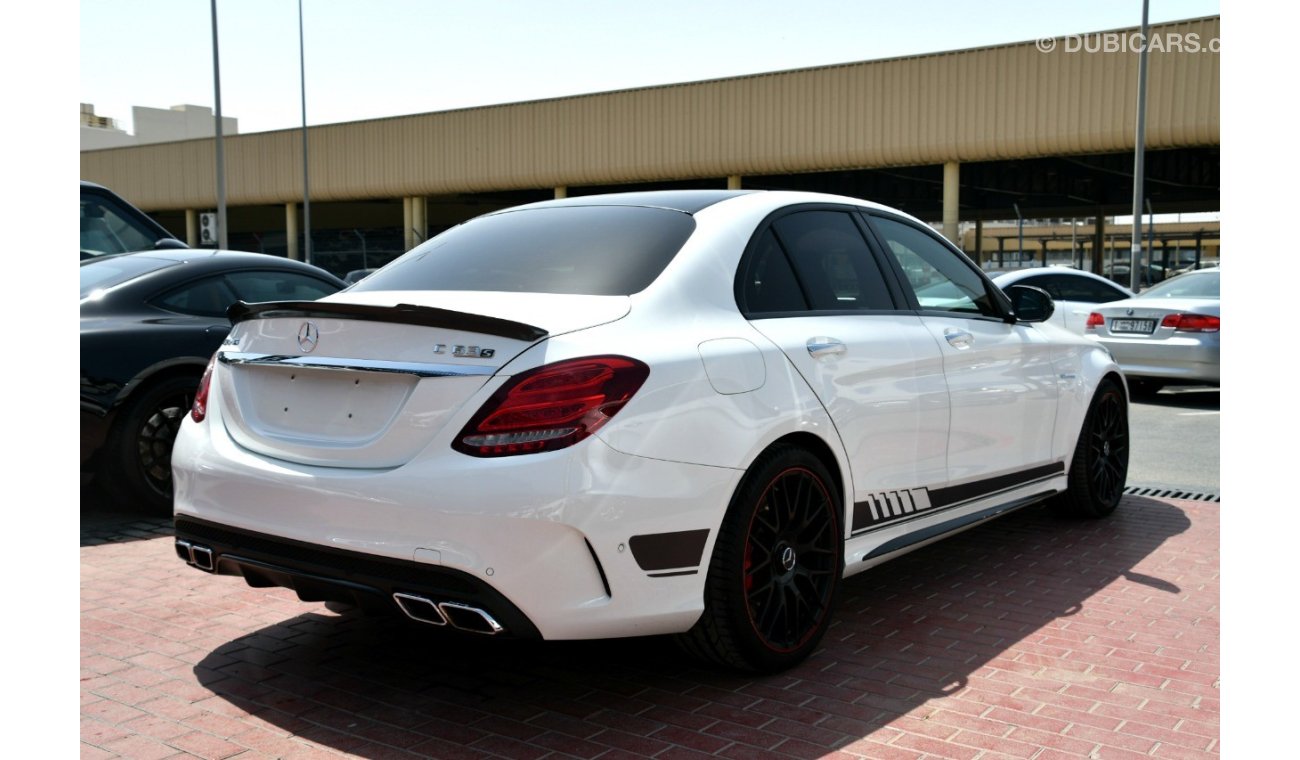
210, 0, 228, 250
1092, 214, 1105, 275
185, 209, 198, 248
974, 219, 983, 266
286, 202, 299, 261
1129, 0, 1151, 292
402, 197, 414, 250
942, 162, 960, 245
727, 175, 742, 190
555, 186, 567, 199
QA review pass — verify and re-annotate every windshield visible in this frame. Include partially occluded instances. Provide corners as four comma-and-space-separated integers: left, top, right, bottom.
352, 205, 696, 296
80, 255, 179, 299
1138, 271, 1219, 300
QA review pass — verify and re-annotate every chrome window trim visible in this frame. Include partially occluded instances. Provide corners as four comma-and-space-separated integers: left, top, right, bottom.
217, 351, 496, 378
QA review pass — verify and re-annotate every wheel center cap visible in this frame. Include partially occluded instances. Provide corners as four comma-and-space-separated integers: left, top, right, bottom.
1103, 441, 1111, 456
780, 546, 797, 572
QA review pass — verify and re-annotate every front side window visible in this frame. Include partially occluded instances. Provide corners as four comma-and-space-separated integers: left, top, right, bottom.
871, 216, 1000, 317
352, 205, 696, 296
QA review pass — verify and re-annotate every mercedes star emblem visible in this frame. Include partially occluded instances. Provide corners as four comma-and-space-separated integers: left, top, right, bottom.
297, 322, 319, 353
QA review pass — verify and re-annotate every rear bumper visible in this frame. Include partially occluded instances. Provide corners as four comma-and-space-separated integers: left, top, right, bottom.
172, 414, 743, 640
1094, 334, 1219, 384
174, 516, 541, 637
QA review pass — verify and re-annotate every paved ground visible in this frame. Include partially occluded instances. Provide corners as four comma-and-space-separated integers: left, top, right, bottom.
81, 496, 1219, 759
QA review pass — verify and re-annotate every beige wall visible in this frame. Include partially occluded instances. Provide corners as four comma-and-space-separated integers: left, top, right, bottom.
81, 16, 1219, 212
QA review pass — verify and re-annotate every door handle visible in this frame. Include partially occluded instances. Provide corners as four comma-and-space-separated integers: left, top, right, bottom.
943, 328, 973, 349
806, 337, 846, 359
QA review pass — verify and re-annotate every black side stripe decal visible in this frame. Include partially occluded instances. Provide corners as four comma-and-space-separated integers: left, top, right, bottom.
929, 463, 1065, 508
852, 462, 1065, 536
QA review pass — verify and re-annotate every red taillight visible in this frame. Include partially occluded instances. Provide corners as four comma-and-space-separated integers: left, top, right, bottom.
453, 356, 649, 457
1160, 313, 1220, 333
191, 353, 217, 422
1086, 312, 1105, 330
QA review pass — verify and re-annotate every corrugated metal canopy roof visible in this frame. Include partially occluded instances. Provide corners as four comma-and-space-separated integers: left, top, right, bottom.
81, 16, 1219, 211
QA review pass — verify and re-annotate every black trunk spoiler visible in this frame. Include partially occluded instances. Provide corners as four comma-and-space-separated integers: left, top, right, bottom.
227, 301, 548, 342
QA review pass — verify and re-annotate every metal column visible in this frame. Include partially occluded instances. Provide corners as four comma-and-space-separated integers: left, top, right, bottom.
942, 162, 960, 245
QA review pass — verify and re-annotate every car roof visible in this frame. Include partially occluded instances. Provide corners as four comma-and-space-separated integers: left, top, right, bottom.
991, 266, 1135, 290
81, 249, 345, 281
490, 190, 757, 215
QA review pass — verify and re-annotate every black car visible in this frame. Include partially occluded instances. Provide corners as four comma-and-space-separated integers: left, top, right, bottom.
81, 181, 188, 259
81, 250, 346, 512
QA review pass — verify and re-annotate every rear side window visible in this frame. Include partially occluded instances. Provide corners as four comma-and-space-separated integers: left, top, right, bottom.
771, 211, 894, 311
225, 271, 340, 303
154, 276, 239, 317
1021, 274, 1127, 303
739, 230, 808, 313
353, 206, 696, 296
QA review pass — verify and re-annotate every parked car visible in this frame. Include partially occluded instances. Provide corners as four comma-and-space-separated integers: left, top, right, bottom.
81, 251, 345, 512
989, 267, 1133, 334
343, 268, 377, 284
171, 190, 1127, 673
81, 181, 187, 259
1086, 268, 1220, 394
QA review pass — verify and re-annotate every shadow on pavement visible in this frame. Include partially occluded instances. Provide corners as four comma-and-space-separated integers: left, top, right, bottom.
1132, 385, 1219, 410
187, 496, 1192, 756
80, 481, 171, 547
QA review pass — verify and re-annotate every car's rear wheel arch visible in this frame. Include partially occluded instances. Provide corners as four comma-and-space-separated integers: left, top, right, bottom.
761, 432, 849, 531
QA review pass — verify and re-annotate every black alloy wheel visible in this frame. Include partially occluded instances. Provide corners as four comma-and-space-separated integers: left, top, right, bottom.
135, 386, 194, 498
742, 467, 839, 653
678, 445, 843, 673
1053, 378, 1129, 518
98, 375, 199, 514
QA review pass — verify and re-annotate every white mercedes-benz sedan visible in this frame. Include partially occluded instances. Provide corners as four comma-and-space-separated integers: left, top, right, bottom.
172, 190, 1129, 673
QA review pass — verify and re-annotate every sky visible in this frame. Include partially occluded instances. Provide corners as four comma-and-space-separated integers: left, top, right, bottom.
81, 0, 1221, 136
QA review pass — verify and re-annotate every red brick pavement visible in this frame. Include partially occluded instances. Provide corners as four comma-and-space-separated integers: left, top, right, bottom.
81, 496, 1219, 759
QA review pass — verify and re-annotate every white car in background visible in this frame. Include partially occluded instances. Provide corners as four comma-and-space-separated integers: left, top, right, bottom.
172, 190, 1128, 673
989, 267, 1133, 334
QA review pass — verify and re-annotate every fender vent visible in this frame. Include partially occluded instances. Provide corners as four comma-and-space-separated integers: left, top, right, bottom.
1124, 485, 1219, 503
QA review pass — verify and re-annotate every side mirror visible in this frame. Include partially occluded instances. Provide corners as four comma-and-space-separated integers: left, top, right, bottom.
154, 238, 189, 250
1005, 284, 1055, 324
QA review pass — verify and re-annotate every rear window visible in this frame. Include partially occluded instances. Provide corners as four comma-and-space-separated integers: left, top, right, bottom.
80, 255, 179, 299
1139, 272, 1219, 299
352, 206, 696, 296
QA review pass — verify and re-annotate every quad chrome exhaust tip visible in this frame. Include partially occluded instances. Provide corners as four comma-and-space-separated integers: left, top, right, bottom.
175, 540, 215, 572
392, 593, 504, 635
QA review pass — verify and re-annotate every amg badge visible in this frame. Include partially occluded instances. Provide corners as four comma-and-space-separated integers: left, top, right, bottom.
433, 344, 495, 359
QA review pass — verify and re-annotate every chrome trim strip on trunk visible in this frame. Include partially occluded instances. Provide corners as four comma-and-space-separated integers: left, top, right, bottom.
217, 352, 496, 378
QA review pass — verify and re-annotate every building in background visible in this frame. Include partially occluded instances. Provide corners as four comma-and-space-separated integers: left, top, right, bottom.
80, 103, 238, 152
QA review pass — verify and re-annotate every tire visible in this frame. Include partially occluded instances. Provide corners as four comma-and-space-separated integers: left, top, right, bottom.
1052, 378, 1129, 518
677, 445, 843, 673
97, 375, 198, 515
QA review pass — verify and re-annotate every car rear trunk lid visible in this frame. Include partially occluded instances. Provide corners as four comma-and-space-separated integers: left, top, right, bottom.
215, 294, 628, 468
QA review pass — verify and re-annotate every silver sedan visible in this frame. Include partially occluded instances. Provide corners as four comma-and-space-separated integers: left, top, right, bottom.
1085, 268, 1220, 394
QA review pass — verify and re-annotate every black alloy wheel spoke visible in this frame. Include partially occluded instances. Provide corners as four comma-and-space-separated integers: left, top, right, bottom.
744, 468, 837, 651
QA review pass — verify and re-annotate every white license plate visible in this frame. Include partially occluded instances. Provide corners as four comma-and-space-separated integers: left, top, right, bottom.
1110, 318, 1156, 334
